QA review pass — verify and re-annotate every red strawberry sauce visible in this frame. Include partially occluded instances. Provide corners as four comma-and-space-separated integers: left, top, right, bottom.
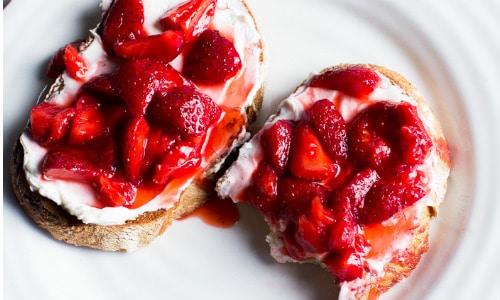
237, 66, 434, 282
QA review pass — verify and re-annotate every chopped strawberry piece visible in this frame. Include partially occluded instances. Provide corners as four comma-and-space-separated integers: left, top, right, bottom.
29, 102, 75, 146
241, 163, 280, 220
42, 150, 98, 182
95, 175, 137, 207
183, 29, 242, 84
309, 65, 381, 98
112, 59, 189, 116
288, 121, 337, 181
336, 168, 379, 213
144, 126, 178, 170
147, 85, 222, 141
294, 195, 334, 254
252, 163, 278, 198
323, 249, 363, 283
358, 173, 426, 225
152, 141, 201, 185
114, 30, 185, 62
121, 116, 150, 185
159, 0, 217, 43
46, 40, 84, 79
348, 101, 432, 174
326, 196, 357, 251
100, 0, 148, 53
260, 120, 294, 173
307, 99, 348, 167
82, 74, 119, 101
64, 44, 89, 80
68, 93, 106, 145
278, 176, 325, 221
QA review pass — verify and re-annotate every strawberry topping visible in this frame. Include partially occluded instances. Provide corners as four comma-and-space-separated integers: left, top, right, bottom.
183, 29, 242, 84
29, 0, 243, 208
159, 0, 217, 43
238, 66, 433, 282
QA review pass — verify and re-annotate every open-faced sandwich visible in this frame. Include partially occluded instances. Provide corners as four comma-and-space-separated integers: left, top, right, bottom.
217, 64, 450, 299
10, 0, 265, 252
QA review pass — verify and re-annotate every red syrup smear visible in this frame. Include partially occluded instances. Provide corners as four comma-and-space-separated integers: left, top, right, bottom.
181, 193, 240, 228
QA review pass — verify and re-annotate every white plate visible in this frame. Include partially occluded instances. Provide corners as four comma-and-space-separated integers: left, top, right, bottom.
4, 1, 500, 299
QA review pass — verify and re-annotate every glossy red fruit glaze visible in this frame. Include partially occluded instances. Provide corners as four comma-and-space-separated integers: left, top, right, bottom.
101, 0, 148, 53
68, 93, 106, 145
46, 40, 85, 79
64, 44, 89, 80
348, 101, 432, 174
147, 85, 222, 141
95, 175, 137, 207
159, 0, 217, 43
183, 29, 242, 84
288, 121, 337, 181
111, 59, 189, 116
309, 65, 381, 98
30, 102, 75, 146
121, 116, 150, 185
114, 30, 185, 62
42, 150, 98, 182
260, 120, 294, 173
152, 141, 201, 185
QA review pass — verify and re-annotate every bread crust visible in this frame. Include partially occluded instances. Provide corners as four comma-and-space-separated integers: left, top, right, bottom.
10, 0, 265, 252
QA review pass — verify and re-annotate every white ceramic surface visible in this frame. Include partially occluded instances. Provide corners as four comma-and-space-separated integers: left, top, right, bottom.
4, 1, 500, 299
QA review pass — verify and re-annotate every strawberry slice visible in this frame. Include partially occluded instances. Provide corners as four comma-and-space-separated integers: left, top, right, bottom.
68, 93, 106, 145
183, 29, 242, 84
121, 116, 150, 185
101, 0, 148, 53
144, 126, 178, 171
42, 150, 98, 182
64, 44, 89, 80
29, 102, 75, 146
307, 99, 348, 167
309, 65, 381, 98
46, 40, 85, 79
114, 30, 185, 62
146, 85, 222, 141
260, 120, 294, 173
95, 175, 137, 207
358, 172, 426, 225
348, 101, 432, 174
152, 141, 201, 185
112, 59, 189, 116
294, 195, 334, 254
288, 121, 337, 181
159, 0, 217, 43
82, 74, 119, 101
278, 176, 325, 221
323, 248, 363, 283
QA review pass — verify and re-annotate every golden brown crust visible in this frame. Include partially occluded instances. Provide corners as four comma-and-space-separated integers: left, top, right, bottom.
10, 0, 265, 252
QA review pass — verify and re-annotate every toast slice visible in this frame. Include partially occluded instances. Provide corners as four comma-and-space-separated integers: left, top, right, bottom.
10, 0, 265, 252
217, 64, 450, 298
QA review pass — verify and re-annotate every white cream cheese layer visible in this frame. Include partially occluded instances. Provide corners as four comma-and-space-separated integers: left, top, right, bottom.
21, 0, 265, 225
